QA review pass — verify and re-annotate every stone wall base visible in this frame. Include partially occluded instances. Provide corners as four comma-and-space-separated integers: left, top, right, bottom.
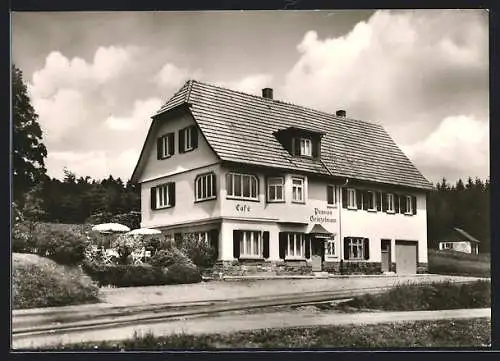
203, 260, 385, 278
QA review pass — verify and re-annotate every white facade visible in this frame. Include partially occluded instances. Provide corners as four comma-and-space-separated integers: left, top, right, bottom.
439, 241, 478, 255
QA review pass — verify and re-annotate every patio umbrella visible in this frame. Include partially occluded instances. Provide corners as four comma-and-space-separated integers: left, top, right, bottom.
91, 223, 131, 234
126, 228, 162, 236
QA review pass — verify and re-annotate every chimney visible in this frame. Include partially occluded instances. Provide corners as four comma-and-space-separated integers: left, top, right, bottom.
262, 88, 273, 99
336, 109, 346, 118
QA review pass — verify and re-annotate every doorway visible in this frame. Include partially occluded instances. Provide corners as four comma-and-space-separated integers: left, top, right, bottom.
311, 237, 324, 272
381, 239, 391, 272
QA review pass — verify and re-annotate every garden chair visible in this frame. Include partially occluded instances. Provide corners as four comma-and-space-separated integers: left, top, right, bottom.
102, 248, 119, 265
131, 247, 146, 265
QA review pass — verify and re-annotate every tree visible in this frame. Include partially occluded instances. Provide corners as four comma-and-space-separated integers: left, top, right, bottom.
12, 65, 47, 206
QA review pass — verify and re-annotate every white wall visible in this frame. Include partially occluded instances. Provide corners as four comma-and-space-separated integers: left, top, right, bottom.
341, 191, 428, 263
138, 112, 219, 183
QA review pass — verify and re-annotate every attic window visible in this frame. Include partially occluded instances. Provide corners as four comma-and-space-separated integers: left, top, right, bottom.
300, 138, 312, 156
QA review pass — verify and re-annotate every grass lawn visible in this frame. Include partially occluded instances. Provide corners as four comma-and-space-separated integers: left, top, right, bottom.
331, 280, 490, 312
45, 318, 491, 349
428, 249, 490, 277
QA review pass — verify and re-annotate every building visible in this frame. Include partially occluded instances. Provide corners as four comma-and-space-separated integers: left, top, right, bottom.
438, 227, 480, 255
131, 80, 433, 276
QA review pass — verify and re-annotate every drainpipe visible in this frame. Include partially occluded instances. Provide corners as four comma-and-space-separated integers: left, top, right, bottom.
339, 178, 349, 272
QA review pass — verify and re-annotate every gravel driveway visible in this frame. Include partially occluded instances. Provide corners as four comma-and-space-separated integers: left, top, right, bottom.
100, 274, 484, 307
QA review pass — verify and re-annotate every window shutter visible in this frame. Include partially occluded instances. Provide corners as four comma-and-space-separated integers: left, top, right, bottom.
364, 238, 370, 260
342, 188, 348, 208
169, 182, 176, 207
376, 192, 382, 211
191, 126, 199, 149
312, 140, 319, 158
400, 195, 407, 214
233, 230, 241, 259
362, 191, 369, 210
412, 196, 417, 215
169, 133, 175, 155
343, 237, 350, 260
179, 129, 185, 153
293, 137, 301, 155
157, 138, 163, 159
382, 193, 388, 212
356, 190, 362, 209
263, 231, 270, 259
394, 194, 400, 213
150, 187, 156, 210
305, 236, 311, 259
209, 229, 219, 259
279, 232, 286, 259
212, 174, 217, 198
327, 186, 334, 205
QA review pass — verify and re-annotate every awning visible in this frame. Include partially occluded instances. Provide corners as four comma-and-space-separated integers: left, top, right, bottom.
308, 224, 333, 238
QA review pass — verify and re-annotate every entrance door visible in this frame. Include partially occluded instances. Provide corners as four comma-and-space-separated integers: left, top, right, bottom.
311, 238, 324, 272
381, 239, 391, 272
395, 241, 418, 274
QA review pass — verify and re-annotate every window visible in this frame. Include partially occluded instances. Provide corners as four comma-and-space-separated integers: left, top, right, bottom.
292, 177, 304, 203
344, 237, 369, 260
179, 126, 198, 153
286, 233, 306, 259
151, 183, 175, 209
186, 231, 209, 243
299, 138, 312, 156
239, 231, 262, 258
347, 188, 356, 209
325, 238, 337, 258
367, 191, 376, 210
226, 173, 258, 200
195, 173, 216, 201
386, 193, 395, 212
405, 195, 412, 215
267, 177, 284, 202
327, 185, 337, 206
157, 133, 174, 159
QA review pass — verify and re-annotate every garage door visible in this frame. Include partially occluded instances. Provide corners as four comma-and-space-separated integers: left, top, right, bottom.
395, 241, 417, 275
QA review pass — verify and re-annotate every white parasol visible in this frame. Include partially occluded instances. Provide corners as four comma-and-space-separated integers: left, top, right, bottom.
91, 223, 131, 234
126, 228, 162, 236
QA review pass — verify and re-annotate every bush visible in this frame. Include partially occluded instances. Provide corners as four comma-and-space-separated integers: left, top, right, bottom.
82, 260, 202, 287
175, 234, 217, 268
13, 221, 91, 265
13, 253, 100, 309
110, 211, 141, 230
165, 262, 202, 284
149, 248, 192, 268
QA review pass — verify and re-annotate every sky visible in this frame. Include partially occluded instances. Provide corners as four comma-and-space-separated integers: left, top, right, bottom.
12, 10, 489, 185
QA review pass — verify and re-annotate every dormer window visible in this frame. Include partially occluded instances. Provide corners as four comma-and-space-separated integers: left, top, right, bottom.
274, 127, 324, 159
299, 138, 312, 156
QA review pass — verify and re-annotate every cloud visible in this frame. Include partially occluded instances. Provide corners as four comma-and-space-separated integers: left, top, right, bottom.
282, 10, 488, 137
104, 98, 161, 131
216, 74, 274, 95
28, 46, 197, 179
401, 115, 489, 183
281, 9, 488, 181
155, 63, 202, 89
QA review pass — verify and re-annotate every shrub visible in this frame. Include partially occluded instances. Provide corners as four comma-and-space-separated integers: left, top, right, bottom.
13, 253, 100, 309
110, 211, 141, 230
165, 262, 202, 284
175, 234, 217, 268
149, 248, 192, 268
82, 260, 202, 287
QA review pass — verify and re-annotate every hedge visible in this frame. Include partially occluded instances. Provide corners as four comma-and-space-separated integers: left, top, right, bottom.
82, 261, 201, 287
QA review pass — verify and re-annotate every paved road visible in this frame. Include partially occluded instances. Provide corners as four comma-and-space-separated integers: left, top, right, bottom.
12, 308, 490, 350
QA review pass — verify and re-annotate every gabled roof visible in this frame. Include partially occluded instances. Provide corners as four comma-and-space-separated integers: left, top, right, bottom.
309, 224, 332, 235
134, 80, 433, 190
445, 227, 481, 243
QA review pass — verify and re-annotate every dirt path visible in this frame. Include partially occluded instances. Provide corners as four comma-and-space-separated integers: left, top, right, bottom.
13, 307, 490, 349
